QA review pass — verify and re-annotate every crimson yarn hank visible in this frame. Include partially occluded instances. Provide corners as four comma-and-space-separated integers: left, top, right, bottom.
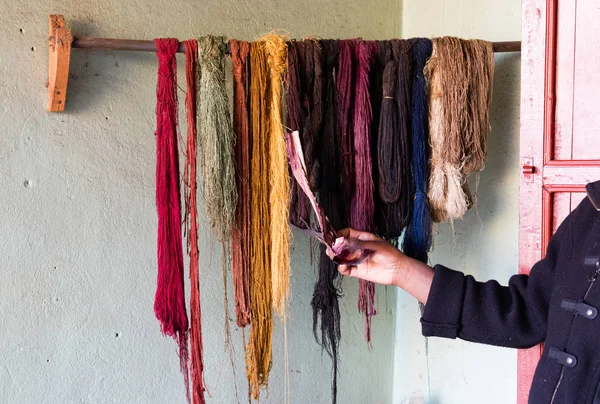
351, 40, 378, 346
153, 38, 190, 402
230, 39, 252, 328
183, 39, 206, 404
311, 39, 342, 404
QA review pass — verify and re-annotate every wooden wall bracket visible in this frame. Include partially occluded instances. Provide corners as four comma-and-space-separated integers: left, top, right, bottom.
48, 15, 72, 112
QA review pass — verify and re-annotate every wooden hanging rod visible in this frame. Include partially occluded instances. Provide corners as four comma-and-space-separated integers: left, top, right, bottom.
72, 37, 224, 54
47, 14, 521, 112
71, 37, 521, 54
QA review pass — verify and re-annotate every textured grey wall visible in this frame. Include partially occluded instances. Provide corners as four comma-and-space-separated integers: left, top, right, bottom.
0, 2, 400, 403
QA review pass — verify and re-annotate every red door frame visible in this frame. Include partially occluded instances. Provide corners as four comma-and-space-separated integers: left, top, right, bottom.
519, 0, 600, 402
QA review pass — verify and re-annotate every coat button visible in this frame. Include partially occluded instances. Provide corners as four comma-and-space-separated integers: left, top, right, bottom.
549, 347, 578, 368
561, 299, 598, 319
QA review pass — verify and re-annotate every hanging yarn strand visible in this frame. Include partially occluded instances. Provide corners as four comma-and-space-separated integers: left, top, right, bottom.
462, 39, 494, 174
287, 41, 301, 228
287, 41, 312, 229
374, 40, 413, 241
403, 38, 433, 264
298, 39, 324, 190
298, 40, 314, 183
183, 39, 207, 404
372, 40, 414, 242
197, 36, 238, 241
197, 35, 240, 401
351, 40, 378, 347
337, 40, 356, 207
394, 40, 414, 230
309, 41, 324, 189
336, 38, 379, 345
262, 33, 291, 404
153, 37, 190, 403
425, 39, 451, 223
311, 39, 342, 404
247, 42, 273, 400
286, 41, 303, 133
425, 37, 494, 223
230, 39, 252, 328
377, 43, 399, 204
371, 41, 389, 240
262, 33, 291, 317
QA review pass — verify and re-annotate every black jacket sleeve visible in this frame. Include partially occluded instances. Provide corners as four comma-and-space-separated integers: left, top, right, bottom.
421, 206, 574, 349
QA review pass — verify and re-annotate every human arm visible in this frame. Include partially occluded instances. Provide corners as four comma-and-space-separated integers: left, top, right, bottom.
334, 228, 435, 304
336, 217, 570, 348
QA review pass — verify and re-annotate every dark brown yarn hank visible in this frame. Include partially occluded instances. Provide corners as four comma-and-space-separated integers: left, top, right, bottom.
370, 42, 390, 241
287, 39, 325, 229
287, 40, 312, 228
369, 40, 386, 193
373, 40, 414, 241
298, 39, 324, 190
230, 39, 252, 329
372, 41, 393, 240
337, 39, 356, 207
311, 39, 343, 404
377, 43, 401, 203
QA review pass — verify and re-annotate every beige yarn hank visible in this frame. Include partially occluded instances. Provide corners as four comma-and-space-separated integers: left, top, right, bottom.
197, 36, 238, 241
197, 35, 240, 400
425, 37, 494, 223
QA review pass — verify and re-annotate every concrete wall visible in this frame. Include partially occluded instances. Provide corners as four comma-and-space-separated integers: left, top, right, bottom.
393, 1, 522, 403
0, 2, 401, 403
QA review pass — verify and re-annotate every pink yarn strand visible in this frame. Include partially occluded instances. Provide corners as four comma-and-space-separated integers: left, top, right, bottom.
351, 40, 378, 347
153, 37, 190, 403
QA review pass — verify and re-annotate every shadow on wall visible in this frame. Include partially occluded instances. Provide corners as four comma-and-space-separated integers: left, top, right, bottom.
68, 50, 156, 115
66, 21, 159, 115
473, 52, 521, 274
486, 53, 521, 182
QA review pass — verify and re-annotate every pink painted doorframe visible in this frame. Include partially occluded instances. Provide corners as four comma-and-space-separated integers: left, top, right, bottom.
519, 0, 600, 402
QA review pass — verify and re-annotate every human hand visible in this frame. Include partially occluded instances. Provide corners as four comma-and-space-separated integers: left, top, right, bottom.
329, 228, 405, 287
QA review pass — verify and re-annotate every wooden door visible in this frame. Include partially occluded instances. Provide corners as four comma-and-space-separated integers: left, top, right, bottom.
520, 0, 600, 402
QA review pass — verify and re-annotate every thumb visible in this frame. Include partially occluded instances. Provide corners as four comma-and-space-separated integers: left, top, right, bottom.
344, 238, 383, 252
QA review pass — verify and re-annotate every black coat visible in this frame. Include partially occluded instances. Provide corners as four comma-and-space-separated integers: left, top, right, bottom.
422, 180, 600, 404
